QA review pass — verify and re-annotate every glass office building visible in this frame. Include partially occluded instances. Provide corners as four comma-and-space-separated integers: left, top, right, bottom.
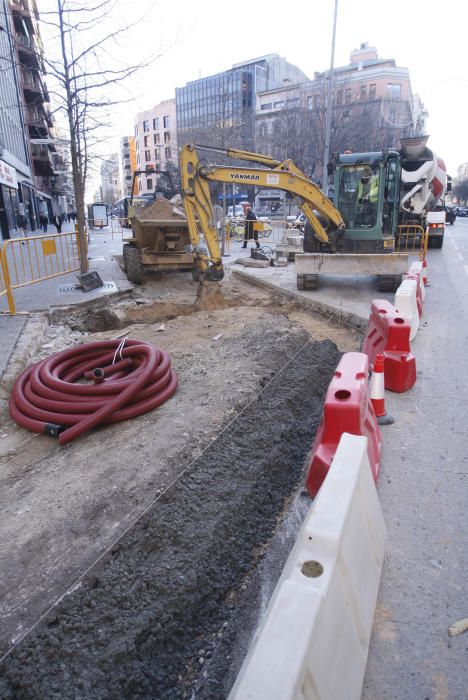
176, 54, 309, 151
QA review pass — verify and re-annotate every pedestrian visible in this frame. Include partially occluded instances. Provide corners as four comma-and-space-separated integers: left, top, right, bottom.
71, 211, 76, 223
53, 214, 62, 233
17, 211, 28, 238
67, 212, 71, 223
241, 202, 260, 249
39, 212, 48, 233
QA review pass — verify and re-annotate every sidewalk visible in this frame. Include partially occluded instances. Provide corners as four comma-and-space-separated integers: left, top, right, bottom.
0, 222, 132, 382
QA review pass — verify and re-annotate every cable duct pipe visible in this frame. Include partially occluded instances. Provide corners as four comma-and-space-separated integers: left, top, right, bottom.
9, 339, 178, 444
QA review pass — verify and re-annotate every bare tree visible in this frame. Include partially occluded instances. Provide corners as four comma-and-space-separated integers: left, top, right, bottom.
38, 0, 157, 273
453, 163, 468, 205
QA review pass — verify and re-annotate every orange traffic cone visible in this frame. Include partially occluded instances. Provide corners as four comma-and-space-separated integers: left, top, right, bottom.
370, 354, 395, 425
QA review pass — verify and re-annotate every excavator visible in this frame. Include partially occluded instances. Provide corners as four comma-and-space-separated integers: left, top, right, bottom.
180, 143, 346, 281
180, 143, 409, 292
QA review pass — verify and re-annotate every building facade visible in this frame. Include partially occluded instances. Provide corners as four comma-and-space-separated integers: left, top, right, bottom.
120, 135, 137, 197
0, 0, 35, 238
134, 98, 177, 196
175, 54, 309, 152
100, 154, 122, 206
0, 0, 74, 239
254, 44, 424, 212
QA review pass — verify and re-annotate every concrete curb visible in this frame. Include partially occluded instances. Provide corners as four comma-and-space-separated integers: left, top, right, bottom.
231, 268, 368, 333
0, 314, 49, 397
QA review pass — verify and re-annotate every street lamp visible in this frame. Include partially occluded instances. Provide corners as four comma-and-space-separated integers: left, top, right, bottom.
322, 0, 339, 197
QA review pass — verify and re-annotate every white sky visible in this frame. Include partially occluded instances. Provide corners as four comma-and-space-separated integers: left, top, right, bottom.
39, 0, 468, 184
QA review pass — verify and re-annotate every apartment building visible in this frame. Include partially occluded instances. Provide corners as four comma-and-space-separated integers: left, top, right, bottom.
134, 98, 177, 196
0, 0, 75, 238
120, 136, 137, 197
100, 154, 122, 206
254, 44, 424, 211
0, 0, 35, 238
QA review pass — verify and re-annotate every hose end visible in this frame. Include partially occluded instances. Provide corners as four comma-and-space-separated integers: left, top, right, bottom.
93, 368, 105, 384
44, 423, 66, 438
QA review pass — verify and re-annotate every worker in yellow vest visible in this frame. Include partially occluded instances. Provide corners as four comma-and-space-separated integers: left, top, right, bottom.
357, 167, 379, 204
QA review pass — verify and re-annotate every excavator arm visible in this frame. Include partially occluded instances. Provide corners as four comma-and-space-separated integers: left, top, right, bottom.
180, 144, 346, 280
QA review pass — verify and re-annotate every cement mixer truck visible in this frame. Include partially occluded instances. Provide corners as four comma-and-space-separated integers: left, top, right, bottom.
398, 135, 449, 249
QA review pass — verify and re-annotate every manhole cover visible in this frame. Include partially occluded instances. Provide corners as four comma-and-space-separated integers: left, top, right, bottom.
57, 280, 118, 294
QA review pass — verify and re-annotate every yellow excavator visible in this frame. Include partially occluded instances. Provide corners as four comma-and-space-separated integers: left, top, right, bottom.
180, 143, 346, 282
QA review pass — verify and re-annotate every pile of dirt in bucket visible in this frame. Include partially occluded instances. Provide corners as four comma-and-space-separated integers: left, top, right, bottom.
136, 197, 187, 221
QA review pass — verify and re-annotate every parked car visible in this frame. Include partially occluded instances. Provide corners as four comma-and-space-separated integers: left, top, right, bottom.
455, 206, 468, 217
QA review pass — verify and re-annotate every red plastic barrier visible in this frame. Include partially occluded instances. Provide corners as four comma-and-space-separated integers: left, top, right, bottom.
305, 352, 382, 498
404, 272, 423, 317
362, 299, 416, 393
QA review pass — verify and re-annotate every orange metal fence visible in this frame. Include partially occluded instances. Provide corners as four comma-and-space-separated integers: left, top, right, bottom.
395, 225, 427, 259
0, 231, 81, 314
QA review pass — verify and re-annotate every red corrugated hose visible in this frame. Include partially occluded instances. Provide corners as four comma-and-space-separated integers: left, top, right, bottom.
9, 339, 178, 444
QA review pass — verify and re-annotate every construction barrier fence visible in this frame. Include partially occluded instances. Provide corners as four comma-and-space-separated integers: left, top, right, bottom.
395, 224, 427, 259
0, 231, 81, 314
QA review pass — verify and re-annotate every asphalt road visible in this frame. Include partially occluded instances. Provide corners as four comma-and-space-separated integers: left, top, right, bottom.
363, 217, 468, 698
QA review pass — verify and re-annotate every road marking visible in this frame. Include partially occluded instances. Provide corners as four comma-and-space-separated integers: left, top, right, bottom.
457, 252, 464, 262
464, 265, 468, 277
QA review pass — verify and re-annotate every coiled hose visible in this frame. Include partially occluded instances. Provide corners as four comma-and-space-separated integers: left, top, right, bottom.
9, 339, 178, 444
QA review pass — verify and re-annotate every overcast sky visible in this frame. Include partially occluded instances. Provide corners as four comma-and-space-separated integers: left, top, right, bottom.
40, 0, 468, 183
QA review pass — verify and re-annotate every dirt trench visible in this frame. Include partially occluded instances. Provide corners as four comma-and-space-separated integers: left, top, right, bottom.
0, 274, 359, 699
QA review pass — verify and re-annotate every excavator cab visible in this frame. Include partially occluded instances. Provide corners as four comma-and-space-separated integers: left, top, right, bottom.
334, 151, 400, 253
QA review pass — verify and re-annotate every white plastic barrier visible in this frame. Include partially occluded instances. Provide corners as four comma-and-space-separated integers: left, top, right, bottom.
395, 278, 419, 341
408, 260, 425, 300
229, 433, 387, 700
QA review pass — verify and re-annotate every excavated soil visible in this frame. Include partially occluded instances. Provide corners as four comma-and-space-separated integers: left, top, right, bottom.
0, 274, 360, 699
135, 196, 186, 221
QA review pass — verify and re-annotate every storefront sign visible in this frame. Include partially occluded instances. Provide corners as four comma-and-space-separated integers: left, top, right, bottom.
0, 160, 18, 189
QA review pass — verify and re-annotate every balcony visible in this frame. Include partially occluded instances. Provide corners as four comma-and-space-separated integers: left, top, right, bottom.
16, 33, 41, 70
31, 145, 55, 176
10, 1, 35, 34
25, 107, 48, 137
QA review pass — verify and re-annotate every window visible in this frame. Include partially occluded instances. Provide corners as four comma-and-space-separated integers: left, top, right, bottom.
307, 96, 313, 110
143, 120, 149, 132
164, 132, 171, 143
154, 133, 160, 145
360, 85, 366, 101
155, 149, 160, 160
336, 90, 343, 106
261, 102, 272, 110
146, 179, 153, 190
387, 83, 401, 99
163, 115, 170, 128
144, 135, 150, 147
286, 98, 299, 108
369, 83, 376, 100
145, 150, 151, 162
273, 101, 284, 109
345, 89, 352, 104
153, 117, 159, 130
165, 146, 171, 159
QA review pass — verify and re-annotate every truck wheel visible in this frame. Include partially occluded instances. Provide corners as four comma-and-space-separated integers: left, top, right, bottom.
122, 243, 132, 272
125, 246, 143, 284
